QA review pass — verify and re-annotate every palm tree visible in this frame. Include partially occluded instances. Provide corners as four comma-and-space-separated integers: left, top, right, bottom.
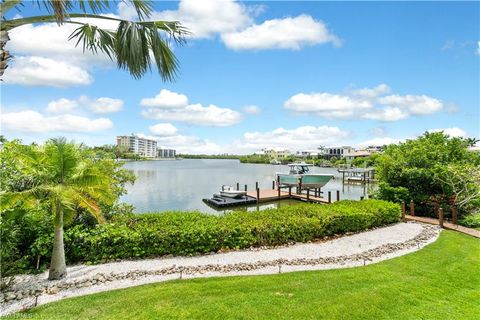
0, 0, 189, 80
1, 138, 117, 279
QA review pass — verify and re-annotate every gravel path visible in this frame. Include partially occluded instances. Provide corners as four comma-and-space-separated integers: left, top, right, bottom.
1, 221, 440, 316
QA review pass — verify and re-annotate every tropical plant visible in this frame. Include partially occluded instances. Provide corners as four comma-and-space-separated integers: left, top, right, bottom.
0, 0, 189, 80
0, 138, 126, 280
375, 131, 480, 216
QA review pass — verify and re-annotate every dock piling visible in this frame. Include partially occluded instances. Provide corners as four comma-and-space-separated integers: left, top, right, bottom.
307, 189, 310, 200
236, 182, 239, 191
288, 186, 292, 196
272, 180, 275, 190
328, 191, 331, 203
452, 206, 458, 224
439, 207, 444, 228
244, 184, 247, 192
336, 190, 340, 202
256, 188, 260, 204
255, 181, 258, 189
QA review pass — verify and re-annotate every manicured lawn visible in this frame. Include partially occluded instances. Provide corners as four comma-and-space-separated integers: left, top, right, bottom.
17, 231, 480, 320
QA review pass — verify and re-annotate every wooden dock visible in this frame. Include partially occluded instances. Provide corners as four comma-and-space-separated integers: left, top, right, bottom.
246, 189, 330, 204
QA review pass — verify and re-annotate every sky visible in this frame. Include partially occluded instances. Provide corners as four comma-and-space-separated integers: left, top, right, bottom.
1, 0, 479, 154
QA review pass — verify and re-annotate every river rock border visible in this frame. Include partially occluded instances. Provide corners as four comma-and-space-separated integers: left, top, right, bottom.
1, 224, 439, 307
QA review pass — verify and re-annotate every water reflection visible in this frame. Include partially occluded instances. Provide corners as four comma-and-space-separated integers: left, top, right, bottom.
120, 159, 376, 214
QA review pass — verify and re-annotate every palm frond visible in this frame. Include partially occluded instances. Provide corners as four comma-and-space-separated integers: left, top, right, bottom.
69, 19, 188, 80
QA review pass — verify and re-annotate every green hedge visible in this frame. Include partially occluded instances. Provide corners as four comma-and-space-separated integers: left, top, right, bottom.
63, 200, 400, 264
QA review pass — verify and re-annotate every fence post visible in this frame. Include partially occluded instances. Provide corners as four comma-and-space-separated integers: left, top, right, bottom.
328, 191, 332, 203
336, 190, 340, 202
452, 206, 458, 225
438, 207, 444, 228
401, 201, 406, 222
256, 188, 260, 204
410, 200, 415, 216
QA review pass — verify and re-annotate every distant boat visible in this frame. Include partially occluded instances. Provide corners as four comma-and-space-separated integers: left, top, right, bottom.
219, 185, 247, 198
270, 159, 281, 165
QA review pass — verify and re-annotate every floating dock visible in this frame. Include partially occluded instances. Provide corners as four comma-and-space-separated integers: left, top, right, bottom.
203, 195, 257, 208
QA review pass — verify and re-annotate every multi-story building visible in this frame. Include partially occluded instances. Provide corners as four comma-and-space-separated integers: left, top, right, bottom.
323, 146, 354, 160
262, 148, 291, 160
157, 148, 176, 158
116, 135, 157, 158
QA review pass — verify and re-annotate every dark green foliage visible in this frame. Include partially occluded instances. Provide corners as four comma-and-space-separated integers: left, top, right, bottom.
375, 132, 480, 217
372, 183, 410, 204
59, 200, 399, 264
459, 214, 480, 229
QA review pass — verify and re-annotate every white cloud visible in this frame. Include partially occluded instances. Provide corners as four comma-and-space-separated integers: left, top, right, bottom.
153, 0, 252, 39
284, 84, 445, 121
352, 84, 391, 98
244, 105, 261, 114
222, 14, 341, 50
362, 107, 409, 122
140, 90, 242, 127
284, 92, 372, 119
80, 96, 124, 114
8, 19, 117, 66
46, 98, 78, 113
1, 110, 113, 133
5, 17, 119, 87
4, 56, 92, 87
140, 89, 189, 108
378, 94, 443, 115
428, 127, 468, 138
370, 127, 387, 137
441, 40, 455, 51
236, 125, 350, 151
142, 103, 242, 127
149, 123, 179, 137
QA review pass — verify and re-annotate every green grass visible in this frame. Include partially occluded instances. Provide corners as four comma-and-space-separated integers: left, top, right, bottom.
15, 231, 480, 320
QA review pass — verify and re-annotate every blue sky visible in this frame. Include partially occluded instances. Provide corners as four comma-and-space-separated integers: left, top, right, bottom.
1, 0, 479, 154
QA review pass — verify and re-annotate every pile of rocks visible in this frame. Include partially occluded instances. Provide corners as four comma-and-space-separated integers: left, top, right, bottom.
1, 224, 439, 306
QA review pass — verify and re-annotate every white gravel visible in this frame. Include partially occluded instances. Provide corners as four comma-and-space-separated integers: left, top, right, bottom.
1, 221, 440, 316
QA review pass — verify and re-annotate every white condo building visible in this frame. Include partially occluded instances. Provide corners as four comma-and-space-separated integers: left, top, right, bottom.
157, 148, 176, 158
116, 135, 157, 158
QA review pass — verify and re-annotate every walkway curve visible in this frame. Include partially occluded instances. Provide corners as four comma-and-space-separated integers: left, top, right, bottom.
1, 222, 440, 316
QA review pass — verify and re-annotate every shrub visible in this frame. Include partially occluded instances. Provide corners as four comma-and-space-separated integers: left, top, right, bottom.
58, 199, 400, 264
459, 214, 480, 229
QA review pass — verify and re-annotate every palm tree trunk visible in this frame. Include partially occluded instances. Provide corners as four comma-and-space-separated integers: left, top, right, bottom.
0, 30, 12, 78
48, 203, 67, 280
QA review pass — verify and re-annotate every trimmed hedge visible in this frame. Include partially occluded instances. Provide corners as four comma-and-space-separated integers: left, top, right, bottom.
63, 200, 400, 264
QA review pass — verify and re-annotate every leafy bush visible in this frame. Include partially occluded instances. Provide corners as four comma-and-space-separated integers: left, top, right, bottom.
375, 132, 480, 216
459, 214, 480, 229
372, 183, 410, 204
57, 200, 400, 264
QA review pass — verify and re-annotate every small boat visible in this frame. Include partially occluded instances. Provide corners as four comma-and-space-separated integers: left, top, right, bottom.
270, 159, 281, 165
219, 185, 247, 198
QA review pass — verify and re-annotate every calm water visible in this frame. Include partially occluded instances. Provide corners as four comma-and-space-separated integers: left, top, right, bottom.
120, 159, 375, 214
